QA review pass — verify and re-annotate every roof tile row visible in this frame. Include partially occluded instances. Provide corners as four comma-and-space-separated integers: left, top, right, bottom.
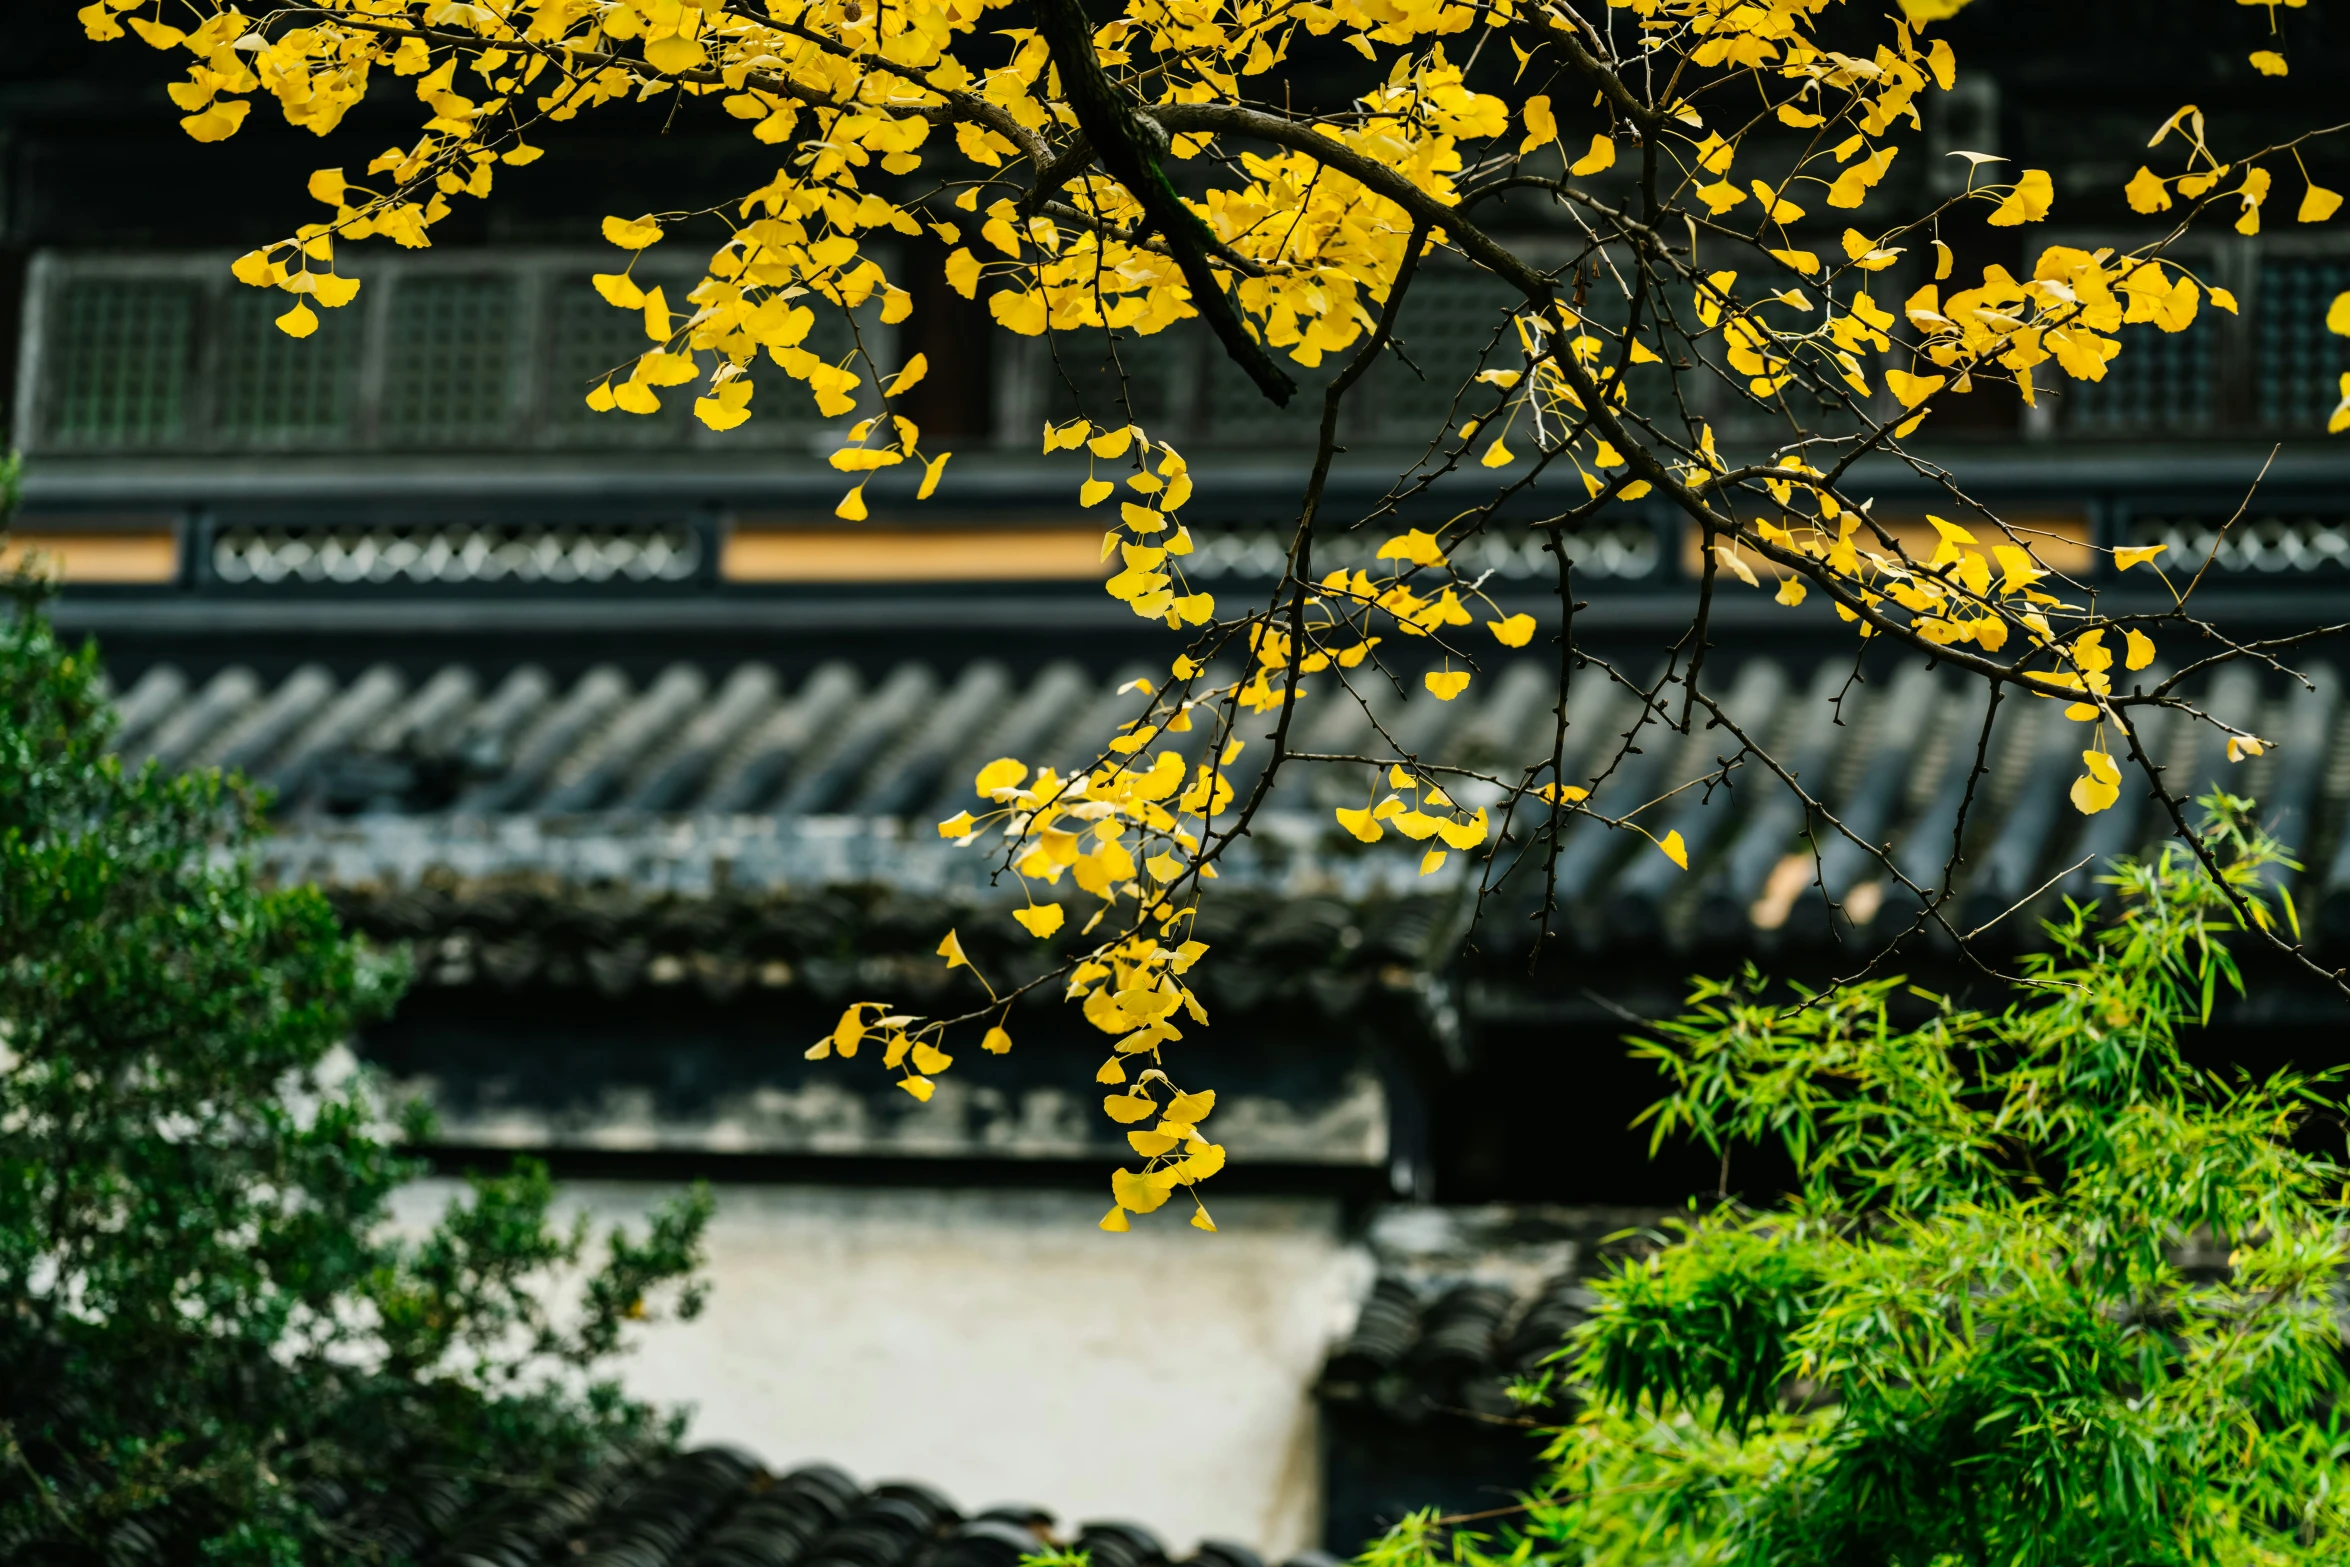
114, 654, 2350, 951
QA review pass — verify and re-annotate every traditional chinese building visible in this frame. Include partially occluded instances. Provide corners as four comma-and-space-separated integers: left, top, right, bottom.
7, 1, 2350, 1549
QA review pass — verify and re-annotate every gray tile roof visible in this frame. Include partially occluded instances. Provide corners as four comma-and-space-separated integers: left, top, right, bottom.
112, 652, 2350, 954
107, 1441, 1305, 1567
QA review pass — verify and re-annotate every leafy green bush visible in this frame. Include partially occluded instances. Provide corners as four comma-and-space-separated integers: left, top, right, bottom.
1373, 806, 2349, 1566
0, 568, 711, 1565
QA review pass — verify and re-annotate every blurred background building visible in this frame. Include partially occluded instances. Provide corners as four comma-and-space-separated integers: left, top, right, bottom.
6, 1, 2350, 1554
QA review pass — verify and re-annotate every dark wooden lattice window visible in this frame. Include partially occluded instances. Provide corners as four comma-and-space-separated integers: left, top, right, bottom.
2063, 315, 2216, 434
542, 273, 694, 446
2256, 257, 2350, 429
1363, 268, 1521, 444
379, 274, 521, 445
214, 283, 363, 445
42, 278, 200, 449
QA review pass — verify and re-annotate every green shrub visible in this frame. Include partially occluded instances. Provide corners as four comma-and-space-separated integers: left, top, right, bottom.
1371, 805, 2349, 1566
0, 566, 710, 1565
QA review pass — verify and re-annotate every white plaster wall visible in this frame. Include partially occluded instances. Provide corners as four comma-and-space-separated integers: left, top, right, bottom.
393, 1180, 1371, 1558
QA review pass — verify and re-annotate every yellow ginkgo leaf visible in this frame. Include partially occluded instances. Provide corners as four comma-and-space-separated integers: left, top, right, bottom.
591, 273, 644, 313
944, 247, 981, 298
911, 1040, 952, 1075
179, 99, 249, 143
830, 1007, 869, 1059
1695, 180, 1747, 215
1570, 133, 1615, 176
274, 301, 318, 339
1776, 576, 1808, 607
2071, 749, 2121, 814
1480, 435, 1515, 468
2125, 629, 2155, 670
1420, 848, 1448, 876
1088, 425, 1135, 459
2302, 182, 2344, 223
1080, 478, 1114, 507
835, 485, 868, 521
1657, 829, 1689, 869
898, 1074, 936, 1102
2114, 544, 2167, 570
2227, 735, 2268, 763
974, 756, 1026, 796
2125, 166, 2173, 214
1436, 809, 1489, 850
1103, 1092, 1156, 1124
917, 452, 951, 501
1190, 1208, 1217, 1231
602, 214, 664, 249
937, 811, 976, 840
1986, 168, 2055, 227
1425, 670, 1472, 701
936, 929, 969, 970
1334, 805, 1384, 843
1518, 94, 1555, 154
2250, 49, 2288, 75
886, 354, 930, 395
1100, 1206, 1132, 1232
694, 391, 751, 432
1168, 1089, 1216, 1121
1488, 613, 1536, 647
643, 31, 708, 72
1111, 1167, 1170, 1214
1885, 368, 1946, 408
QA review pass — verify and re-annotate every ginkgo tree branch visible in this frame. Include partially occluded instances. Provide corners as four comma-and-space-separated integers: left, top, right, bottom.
102, 0, 2350, 1228
1029, 0, 1297, 406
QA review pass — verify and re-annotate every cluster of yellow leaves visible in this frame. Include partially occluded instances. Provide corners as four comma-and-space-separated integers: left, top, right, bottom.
1678, 234, 2233, 461
821, 744, 1230, 1217
1098, 1081, 1224, 1232
1055, 423, 1214, 627
939, 743, 1232, 1204
2124, 105, 2339, 233
1336, 763, 1490, 876
1468, 312, 1662, 497
1641, 2, 1954, 244
1725, 504, 2189, 815
585, 197, 948, 477
1895, 249, 2232, 417
803, 987, 996, 1104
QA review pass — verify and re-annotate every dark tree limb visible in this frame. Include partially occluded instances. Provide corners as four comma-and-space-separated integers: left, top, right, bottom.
1028, 0, 1296, 407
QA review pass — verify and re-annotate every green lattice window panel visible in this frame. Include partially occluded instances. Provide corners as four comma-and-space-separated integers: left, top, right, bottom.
542, 273, 696, 447
379, 274, 522, 446
1362, 268, 1522, 444
1201, 336, 1336, 445
1045, 327, 1188, 430
2063, 316, 2216, 434
42, 278, 200, 449
2256, 258, 2350, 429
214, 282, 363, 445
